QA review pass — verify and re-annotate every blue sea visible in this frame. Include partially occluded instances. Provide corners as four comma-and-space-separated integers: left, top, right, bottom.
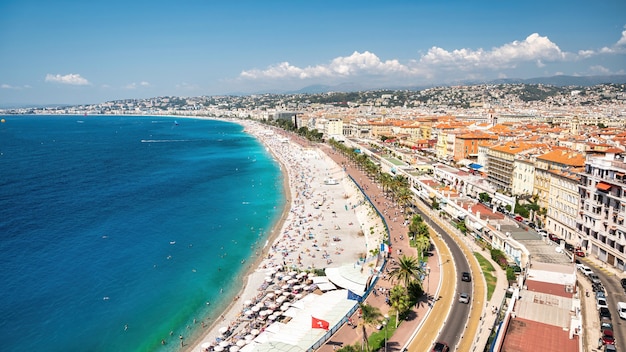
0, 115, 284, 352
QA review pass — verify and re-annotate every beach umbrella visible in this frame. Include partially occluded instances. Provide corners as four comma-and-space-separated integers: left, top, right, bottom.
251, 306, 260, 312
236, 339, 246, 347
266, 293, 274, 299
297, 272, 307, 279
250, 329, 260, 336
276, 296, 286, 303
243, 300, 252, 306
201, 342, 211, 350
281, 275, 291, 281
268, 302, 278, 309
268, 314, 277, 321
219, 340, 230, 347
281, 291, 291, 296
244, 309, 254, 316
264, 277, 272, 283
230, 346, 240, 352
287, 279, 296, 285
214, 346, 224, 352
281, 284, 290, 290
288, 271, 297, 276
259, 310, 268, 317
218, 327, 229, 335
244, 334, 255, 341
295, 293, 303, 299
274, 289, 282, 295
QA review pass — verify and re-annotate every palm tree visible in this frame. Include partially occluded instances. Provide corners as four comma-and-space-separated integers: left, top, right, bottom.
358, 303, 383, 352
413, 235, 431, 259
389, 255, 425, 289
388, 284, 410, 328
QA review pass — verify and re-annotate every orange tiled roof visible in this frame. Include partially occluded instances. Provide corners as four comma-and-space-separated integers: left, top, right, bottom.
537, 149, 586, 166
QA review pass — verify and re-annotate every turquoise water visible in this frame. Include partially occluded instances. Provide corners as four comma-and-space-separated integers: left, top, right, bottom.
0, 115, 284, 351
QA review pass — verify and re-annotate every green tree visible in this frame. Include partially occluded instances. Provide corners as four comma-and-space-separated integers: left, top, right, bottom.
388, 285, 410, 328
358, 303, 383, 352
389, 255, 425, 289
413, 234, 431, 259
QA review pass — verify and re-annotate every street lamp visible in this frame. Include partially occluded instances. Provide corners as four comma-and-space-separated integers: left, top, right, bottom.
383, 314, 389, 352
426, 266, 431, 294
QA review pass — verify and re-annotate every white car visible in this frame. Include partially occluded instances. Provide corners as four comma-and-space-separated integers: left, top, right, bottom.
577, 264, 593, 277
597, 297, 609, 310
459, 292, 470, 304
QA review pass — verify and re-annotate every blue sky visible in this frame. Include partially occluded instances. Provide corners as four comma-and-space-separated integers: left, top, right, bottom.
1, 0, 625, 106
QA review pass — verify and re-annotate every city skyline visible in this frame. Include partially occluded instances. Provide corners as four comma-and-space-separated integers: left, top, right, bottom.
1, 0, 625, 106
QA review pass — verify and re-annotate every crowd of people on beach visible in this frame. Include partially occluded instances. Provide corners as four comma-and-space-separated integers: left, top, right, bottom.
188, 122, 384, 352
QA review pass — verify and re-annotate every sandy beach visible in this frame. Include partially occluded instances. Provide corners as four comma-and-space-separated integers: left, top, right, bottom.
185, 120, 385, 352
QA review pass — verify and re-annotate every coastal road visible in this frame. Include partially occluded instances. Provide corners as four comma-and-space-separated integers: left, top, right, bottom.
584, 259, 626, 352
409, 203, 473, 350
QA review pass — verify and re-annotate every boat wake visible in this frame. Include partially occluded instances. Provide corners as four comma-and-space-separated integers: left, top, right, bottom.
140, 139, 191, 143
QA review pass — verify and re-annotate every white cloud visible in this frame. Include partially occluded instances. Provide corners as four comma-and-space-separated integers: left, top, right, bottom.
236, 28, 625, 87
578, 49, 595, 58
45, 73, 90, 85
616, 29, 626, 47
589, 65, 610, 74
1, 83, 31, 90
124, 81, 150, 89
239, 34, 568, 82
419, 33, 566, 70
240, 51, 412, 80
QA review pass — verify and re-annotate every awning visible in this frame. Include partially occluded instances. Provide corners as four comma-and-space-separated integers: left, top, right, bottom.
597, 182, 612, 191
468, 163, 483, 170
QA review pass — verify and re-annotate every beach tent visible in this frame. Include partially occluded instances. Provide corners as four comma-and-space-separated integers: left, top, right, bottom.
325, 265, 369, 296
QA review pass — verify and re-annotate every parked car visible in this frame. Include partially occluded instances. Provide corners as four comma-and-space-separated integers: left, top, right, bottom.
432, 342, 450, 352
599, 329, 615, 346
577, 264, 593, 277
601, 321, 613, 332
459, 292, 470, 304
514, 215, 523, 222
621, 278, 626, 289
589, 273, 602, 285
574, 250, 586, 257
597, 297, 609, 310
461, 272, 471, 282
617, 301, 626, 319
597, 291, 607, 300
605, 344, 617, 352
549, 233, 560, 243
600, 307, 612, 320
528, 222, 537, 229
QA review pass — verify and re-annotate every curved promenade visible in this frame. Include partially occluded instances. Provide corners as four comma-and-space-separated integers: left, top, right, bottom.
317, 141, 508, 352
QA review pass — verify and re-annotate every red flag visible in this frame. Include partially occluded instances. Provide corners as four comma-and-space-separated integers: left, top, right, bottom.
311, 316, 329, 330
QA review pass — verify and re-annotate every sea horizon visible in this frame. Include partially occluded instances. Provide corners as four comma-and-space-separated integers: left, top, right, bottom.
0, 115, 285, 351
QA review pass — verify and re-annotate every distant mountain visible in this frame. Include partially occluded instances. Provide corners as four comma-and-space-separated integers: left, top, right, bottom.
486, 74, 626, 86
267, 74, 626, 95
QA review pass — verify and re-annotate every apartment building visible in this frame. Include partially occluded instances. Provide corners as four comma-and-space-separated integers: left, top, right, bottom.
535, 149, 585, 223
486, 142, 536, 193
546, 168, 582, 245
454, 131, 499, 163
512, 157, 536, 196
578, 149, 626, 271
